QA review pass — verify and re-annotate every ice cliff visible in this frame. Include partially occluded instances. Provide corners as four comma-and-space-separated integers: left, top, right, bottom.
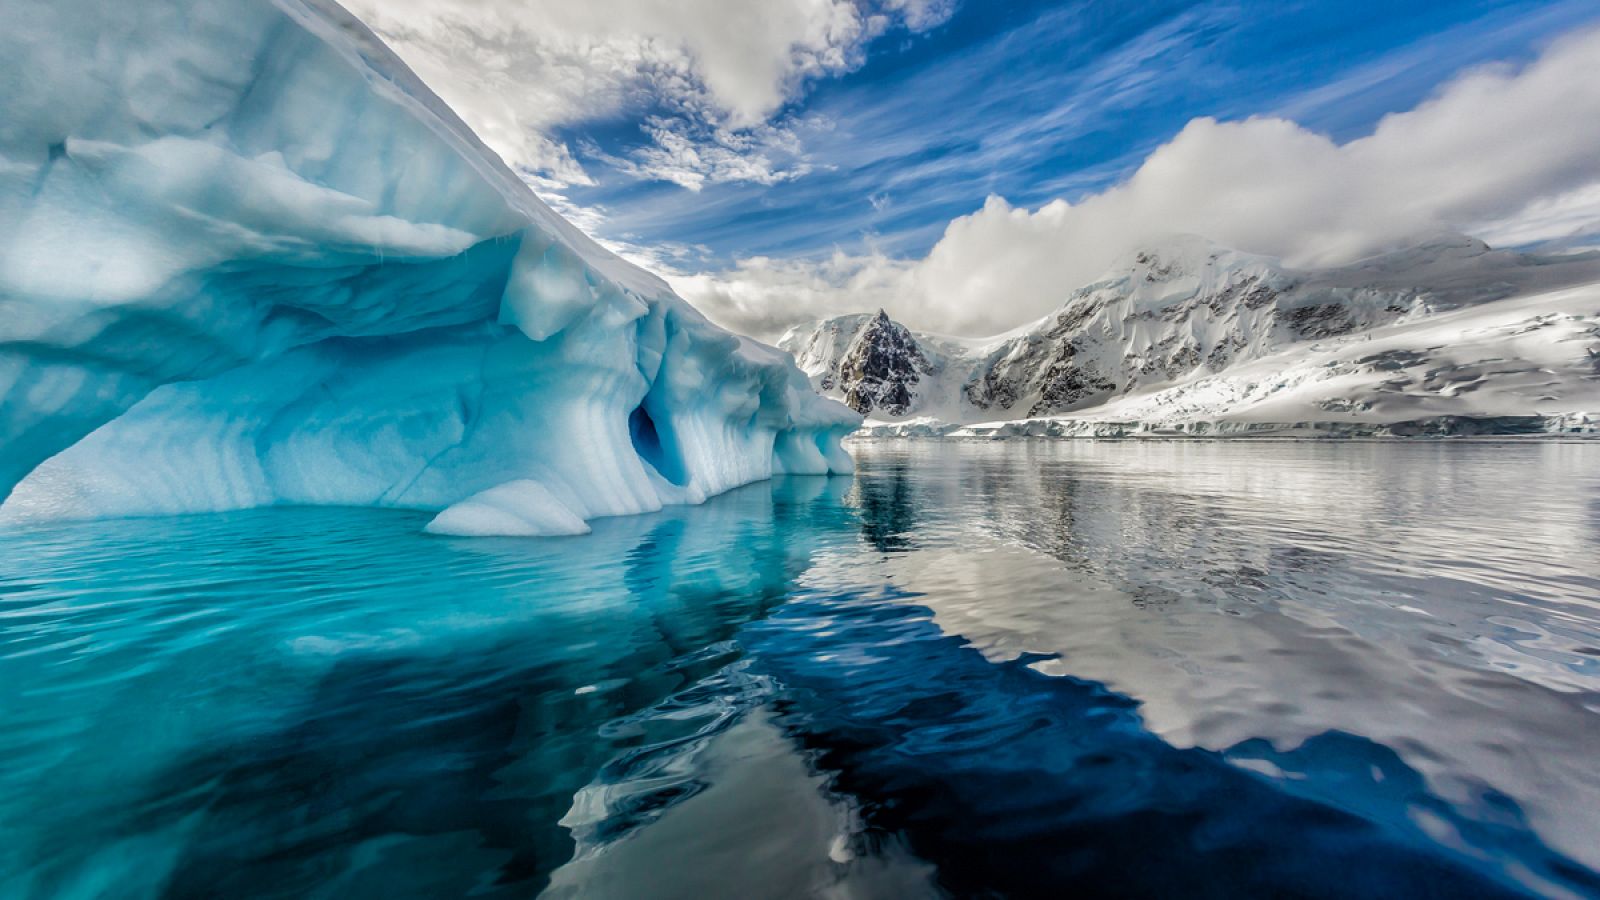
0, 0, 858, 535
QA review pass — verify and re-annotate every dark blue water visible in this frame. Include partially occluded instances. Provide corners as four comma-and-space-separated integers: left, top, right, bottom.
3, 440, 1599, 898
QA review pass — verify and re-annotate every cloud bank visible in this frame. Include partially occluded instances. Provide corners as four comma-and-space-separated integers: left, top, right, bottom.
673, 27, 1600, 339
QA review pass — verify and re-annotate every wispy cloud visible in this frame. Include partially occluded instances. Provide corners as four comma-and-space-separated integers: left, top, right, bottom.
584, 115, 817, 191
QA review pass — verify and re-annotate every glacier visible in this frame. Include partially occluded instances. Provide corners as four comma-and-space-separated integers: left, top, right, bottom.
0, 0, 857, 535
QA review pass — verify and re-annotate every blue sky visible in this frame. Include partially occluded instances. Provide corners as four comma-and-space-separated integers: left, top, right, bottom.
352, 0, 1600, 336
550, 0, 1598, 266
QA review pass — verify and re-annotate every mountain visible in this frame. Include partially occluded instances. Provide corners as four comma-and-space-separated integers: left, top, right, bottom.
779, 235, 1600, 436
0, 0, 857, 535
784, 310, 938, 416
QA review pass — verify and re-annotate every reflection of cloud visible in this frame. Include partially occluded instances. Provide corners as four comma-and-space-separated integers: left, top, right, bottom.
834, 439, 1600, 872
547, 708, 941, 898
764, 525, 1596, 896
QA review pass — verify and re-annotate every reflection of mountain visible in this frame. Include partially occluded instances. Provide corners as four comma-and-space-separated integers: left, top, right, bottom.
780, 236, 1600, 436
833, 440, 1600, 887
849, 457, 920, 553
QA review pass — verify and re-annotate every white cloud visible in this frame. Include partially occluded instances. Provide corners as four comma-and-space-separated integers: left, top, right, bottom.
882, 0, 957, 32
669, 251, 912, 338
1471, 181, 1600, 248
343, 0, 932, 190
590, 115, 816, 191
676, 27, 1600, 339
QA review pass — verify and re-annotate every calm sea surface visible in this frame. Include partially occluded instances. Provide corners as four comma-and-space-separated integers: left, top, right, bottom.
3, 440, 1599, 898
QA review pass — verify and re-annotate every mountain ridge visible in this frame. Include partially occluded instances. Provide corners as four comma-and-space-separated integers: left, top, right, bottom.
778, 235, 1600, 435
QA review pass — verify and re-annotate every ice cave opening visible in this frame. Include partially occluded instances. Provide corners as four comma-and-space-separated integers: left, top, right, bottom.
628, 404, 689, 488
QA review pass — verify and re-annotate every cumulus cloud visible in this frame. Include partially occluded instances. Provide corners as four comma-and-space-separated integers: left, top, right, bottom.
670, 251, 912, 339
675, 27, 1600, 339
343, 0, 932, 189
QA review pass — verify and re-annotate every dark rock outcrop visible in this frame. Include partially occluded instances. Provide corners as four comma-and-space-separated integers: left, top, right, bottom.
838, 310, 935, 415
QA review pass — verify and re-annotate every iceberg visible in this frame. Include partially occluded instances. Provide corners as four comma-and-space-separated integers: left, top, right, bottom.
0, 0, 858, 535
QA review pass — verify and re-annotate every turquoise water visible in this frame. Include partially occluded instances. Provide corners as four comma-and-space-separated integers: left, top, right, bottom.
3, 440, 1599, 898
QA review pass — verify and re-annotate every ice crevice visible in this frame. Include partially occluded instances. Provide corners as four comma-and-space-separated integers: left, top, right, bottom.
0, 0, 858, 536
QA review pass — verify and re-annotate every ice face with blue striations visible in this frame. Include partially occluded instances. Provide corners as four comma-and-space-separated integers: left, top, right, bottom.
0, 0, 858, 536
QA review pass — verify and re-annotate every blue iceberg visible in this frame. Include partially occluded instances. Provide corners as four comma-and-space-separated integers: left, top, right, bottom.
0, 0, 858, 535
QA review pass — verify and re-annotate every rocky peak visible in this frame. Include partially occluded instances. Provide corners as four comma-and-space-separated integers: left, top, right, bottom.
838, 309, 934, 416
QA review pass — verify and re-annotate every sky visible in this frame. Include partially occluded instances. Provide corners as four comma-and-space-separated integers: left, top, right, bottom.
344, 0, 1600, 338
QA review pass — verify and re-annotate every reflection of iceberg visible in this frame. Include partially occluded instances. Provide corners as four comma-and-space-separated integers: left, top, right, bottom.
0, 476, 860, 896
0, 0, 856, 534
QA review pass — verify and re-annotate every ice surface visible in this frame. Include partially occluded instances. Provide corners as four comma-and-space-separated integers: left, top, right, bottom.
0, 0, 857, 534
424, 480, 589, 538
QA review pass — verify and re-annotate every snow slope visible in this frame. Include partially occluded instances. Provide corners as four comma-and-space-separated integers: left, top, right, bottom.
0, 0, 857, 534
963, 283, 1600, 438
782, 236, 1600, 437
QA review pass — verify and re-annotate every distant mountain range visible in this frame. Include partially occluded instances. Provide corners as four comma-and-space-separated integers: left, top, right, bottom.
778, 235, 1600, 437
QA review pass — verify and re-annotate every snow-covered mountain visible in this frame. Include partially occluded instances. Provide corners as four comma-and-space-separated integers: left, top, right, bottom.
0, 0, 857, 536
779, 235, 1600, 436
784, 310, 939, 416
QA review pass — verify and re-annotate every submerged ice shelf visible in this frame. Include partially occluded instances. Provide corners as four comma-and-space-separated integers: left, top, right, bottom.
0, 0, 857, 535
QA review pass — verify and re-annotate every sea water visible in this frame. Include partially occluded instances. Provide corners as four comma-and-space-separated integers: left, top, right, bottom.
2, 440, 1598, 898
